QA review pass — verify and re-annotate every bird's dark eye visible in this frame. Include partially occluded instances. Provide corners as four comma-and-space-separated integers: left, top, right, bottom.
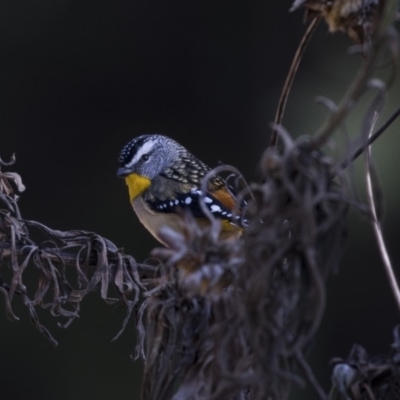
141, 154, 150, 162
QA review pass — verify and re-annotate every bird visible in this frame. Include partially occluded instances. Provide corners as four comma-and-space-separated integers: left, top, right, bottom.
116, 134, 245, 245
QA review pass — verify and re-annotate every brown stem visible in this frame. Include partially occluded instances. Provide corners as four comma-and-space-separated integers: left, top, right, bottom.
269, 16, 320, 151
0, 242, 154, 277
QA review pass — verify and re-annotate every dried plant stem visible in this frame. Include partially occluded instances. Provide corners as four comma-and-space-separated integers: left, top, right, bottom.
365, 114, 400, 313
1, 244, 79, 267
0, 242, 153, 279
269, 16, 320, 150
312, 0, 398, 149
296, 351, 327, 400
313, 52, 378, 149
340, 105, 400, 170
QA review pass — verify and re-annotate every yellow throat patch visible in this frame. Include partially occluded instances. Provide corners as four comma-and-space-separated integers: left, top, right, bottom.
124, 173, 151, 203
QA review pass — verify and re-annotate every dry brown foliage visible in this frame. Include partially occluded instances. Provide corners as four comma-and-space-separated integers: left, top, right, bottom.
0, 156, 144, 346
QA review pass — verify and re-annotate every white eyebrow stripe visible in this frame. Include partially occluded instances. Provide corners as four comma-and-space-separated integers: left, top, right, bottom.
126, 139, 157, 168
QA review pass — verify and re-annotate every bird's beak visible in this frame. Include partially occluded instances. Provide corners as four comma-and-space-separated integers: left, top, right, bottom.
117, 168, 151, 203
116, 167, 131, 178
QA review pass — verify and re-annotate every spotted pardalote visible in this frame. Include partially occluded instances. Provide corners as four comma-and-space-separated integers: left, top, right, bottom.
117, 134, 245, 245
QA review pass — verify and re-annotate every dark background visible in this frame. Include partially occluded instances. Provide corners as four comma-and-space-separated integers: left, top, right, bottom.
1, 1, 399, 399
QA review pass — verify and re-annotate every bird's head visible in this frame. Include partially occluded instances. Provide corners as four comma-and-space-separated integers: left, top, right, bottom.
117, 134, 182, 202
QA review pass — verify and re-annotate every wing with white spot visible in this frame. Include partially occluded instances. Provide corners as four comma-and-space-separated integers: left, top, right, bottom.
145, 189, 243, 224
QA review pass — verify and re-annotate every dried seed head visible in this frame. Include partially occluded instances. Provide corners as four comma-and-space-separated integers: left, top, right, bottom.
291, 0, 383, 44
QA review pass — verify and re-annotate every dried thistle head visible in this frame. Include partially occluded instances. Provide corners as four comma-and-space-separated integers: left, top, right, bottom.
291, 0, 383, 44
330, 325, 400, 399
152, 210, 242, 296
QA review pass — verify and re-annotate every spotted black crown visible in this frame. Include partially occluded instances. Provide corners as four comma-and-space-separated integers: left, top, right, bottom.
118, 135, 154, 167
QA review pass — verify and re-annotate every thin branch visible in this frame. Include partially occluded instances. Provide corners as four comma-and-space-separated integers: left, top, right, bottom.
0, 242, 155, 279
269, 16, 320, 151
365, 113, 400, 313
296, 351, 328, 400
312, 53, 378, 149
340, 105, 400, 170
